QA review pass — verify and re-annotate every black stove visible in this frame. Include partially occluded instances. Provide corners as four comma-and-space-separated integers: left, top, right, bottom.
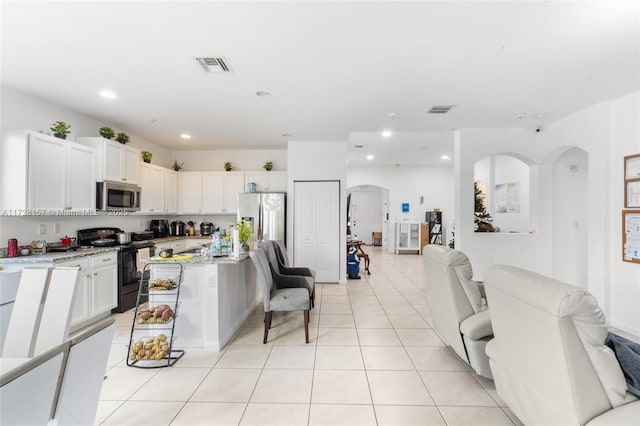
77, 227, 156, 313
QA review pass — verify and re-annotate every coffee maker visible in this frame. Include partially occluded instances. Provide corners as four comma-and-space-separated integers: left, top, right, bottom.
149, 220, 169, 237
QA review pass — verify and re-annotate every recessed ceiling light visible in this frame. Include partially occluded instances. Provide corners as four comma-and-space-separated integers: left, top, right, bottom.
536, 113, 547, 119
282, 133, 292, 137
180, 134, 191, 139
381, 130, 392, 138
366, 155, 374, 160
99, 90, 117, 99
516, 113, 527, 119
441, 155, 452, 161
256, 91, 272, 97
388, 112, 399, 119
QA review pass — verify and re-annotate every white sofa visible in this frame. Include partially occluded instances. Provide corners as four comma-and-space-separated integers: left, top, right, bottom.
485, 265, 640, 425
423, 245, 493, 378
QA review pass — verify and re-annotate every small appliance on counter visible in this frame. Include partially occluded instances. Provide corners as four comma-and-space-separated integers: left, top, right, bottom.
200, 222, 214, 236
6, 239, 18, 258
132, 231, 155, 241
170, 221, 185, 236
150, 220, 169, 238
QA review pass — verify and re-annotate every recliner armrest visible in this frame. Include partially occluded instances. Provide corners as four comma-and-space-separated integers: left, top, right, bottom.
280, 265, 314, 277
585, 400, 640, 425
460, 309, 493, 340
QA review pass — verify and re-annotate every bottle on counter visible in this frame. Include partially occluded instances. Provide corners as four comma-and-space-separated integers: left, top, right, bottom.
210, 233, 218, 256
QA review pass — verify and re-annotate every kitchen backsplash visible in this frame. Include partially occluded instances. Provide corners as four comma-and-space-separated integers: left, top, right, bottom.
0, 214, 237, 250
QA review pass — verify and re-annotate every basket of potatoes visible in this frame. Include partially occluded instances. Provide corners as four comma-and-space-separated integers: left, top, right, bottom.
129, 334, 170, 361
148, 278, 177, 291
136, 304, 175, 325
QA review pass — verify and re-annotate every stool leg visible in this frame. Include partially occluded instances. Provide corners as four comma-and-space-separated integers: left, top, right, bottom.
263, 312, 272, 344
303, 310, 309, 344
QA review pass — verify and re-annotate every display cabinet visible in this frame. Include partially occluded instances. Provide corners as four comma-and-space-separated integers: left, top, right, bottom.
394, 221, 421, 254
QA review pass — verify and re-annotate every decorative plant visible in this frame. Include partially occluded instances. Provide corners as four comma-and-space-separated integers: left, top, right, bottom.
235, 219, 253, 250
99, 126, 115, 139
474, 181, 496, 232
141, 151, 153, 163
224, 161, 233, 171
172, 159, 184, 171
50, 121, 71, 139
115, 132, 130, 144
263, 161, 273, 171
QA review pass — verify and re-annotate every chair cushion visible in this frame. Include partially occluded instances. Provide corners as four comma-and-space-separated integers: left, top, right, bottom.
460, 309, 493, 340
269, 287, 309, 312
585, 400, 640, 425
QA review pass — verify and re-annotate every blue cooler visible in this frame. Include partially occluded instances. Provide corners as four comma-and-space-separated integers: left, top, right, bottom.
347, 247, 361, 279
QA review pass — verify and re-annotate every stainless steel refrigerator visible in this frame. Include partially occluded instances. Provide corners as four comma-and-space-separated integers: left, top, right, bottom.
237, 192, 286, 242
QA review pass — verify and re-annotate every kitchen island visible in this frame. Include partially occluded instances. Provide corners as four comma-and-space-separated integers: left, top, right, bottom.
145, 253, 260, 351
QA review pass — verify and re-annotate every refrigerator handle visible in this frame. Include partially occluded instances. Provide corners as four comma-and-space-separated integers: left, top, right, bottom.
258, 200, 263, 242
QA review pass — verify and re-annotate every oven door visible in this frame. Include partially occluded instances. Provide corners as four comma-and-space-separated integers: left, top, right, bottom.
115, 246, 155, 313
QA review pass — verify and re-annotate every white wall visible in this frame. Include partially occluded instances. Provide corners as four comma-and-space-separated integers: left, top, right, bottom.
456, 90, 640, 336
609, 91, 640, 334
348, 164, 454, 251
171, 149, 287, 172
551, 147, 588, 288
288, 141, 347, 284
0, 85, 173, 166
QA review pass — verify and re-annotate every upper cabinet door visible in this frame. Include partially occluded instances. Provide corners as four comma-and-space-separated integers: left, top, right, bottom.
202, 172, 224, 213
224, 172, 245, 212
123, 147, 139, 184
28, 134, 66, 210
244, 171, 267, 192
266, 171, 287, 192
67, 144, 95, 210
178, 172, 203, 214
164, 170, 178, 213
103, 142, 122, 182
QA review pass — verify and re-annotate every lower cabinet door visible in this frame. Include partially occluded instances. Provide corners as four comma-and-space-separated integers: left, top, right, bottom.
70, 272, 92, 327
92, 264, 118, 315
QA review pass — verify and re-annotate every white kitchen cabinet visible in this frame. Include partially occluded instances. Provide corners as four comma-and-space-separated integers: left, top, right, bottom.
2, 131, 96, 213
59, 258, 92, 328
179, 171, 243, 214
67, 143, 96, 210
164, 169, 178, 213
139, 163, 178, 214
178, 172, 204, 214
202, 172, 224, 213
77, 137, 139, 184
224, 172, 245, 211
91, 253, 118, 316
245, 171, 287, 192
394, 222, 421, 254
139, 163, 165, 213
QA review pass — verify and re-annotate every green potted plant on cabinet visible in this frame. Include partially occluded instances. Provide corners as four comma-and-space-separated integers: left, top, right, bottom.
50, 121, 71, 139
172, 159, 184, 171
99, 126, 115, 139
224, 161, 233, 171
115, 132, 130, 144
141, 151, 153, 163
263, 161, 273, 171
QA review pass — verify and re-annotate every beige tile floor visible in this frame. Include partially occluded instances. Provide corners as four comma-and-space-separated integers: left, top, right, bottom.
96, 247, 521, 426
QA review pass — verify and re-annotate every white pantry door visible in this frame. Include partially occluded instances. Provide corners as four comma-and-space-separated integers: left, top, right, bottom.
293, 181, 340, 283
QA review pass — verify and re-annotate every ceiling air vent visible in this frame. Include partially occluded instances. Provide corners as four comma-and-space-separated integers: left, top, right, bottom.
196, 57, 233, 73
428, 105, 455, 114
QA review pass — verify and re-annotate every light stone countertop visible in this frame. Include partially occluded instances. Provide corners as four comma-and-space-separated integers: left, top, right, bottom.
0, 246, 119, 264
145, 252, 249, 266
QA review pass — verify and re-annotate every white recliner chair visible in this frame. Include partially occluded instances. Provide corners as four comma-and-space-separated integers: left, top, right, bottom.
484, 265, 640, 425
422, 245, 493, 378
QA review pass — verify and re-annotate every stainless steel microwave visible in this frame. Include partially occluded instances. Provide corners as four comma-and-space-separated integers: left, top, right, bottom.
96, 181, 141, 211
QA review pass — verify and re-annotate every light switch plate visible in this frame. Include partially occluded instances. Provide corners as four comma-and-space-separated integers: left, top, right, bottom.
38, 224, 47, 235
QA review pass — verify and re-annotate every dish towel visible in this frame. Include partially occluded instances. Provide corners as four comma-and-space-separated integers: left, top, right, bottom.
136, 247, 150, 272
